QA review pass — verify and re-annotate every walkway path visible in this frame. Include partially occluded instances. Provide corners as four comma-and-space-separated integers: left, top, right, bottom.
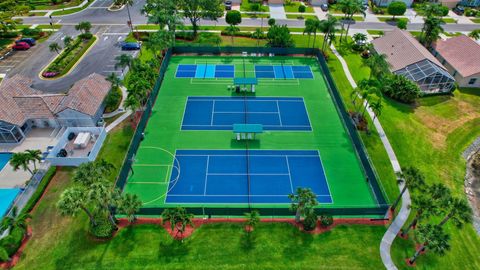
269, 4, 286, 19
330, 45, 411, 270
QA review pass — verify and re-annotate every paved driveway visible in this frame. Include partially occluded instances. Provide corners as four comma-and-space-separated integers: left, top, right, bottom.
269, 4, 286, 19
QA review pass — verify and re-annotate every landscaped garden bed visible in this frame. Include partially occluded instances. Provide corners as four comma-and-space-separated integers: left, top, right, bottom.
41, 34, 96, 79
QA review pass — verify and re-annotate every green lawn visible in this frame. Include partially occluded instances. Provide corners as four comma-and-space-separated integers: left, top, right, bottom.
332, 42, 480, 269
441, 18, 457, 24
241, 13, 270, 18
240, 1, 269, 12
332, 15, 365, 22
27, 11, 48, 16
22, 0, 83, 10
471, 18, 480, 23
50, 0, 93, 16
367, 30, 384, 36
286, 14, 318, 20
284, 2, 314, 13
377, 17, 409, 23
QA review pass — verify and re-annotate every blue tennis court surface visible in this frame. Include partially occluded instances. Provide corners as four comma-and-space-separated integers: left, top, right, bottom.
165, 150, 332, 204
255, 65, 313, 79
176, 64, 235, 78
181, 97, 312, 131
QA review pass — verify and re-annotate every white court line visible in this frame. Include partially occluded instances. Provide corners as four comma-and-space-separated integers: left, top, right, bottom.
276, 100, 283, 126
213, 112, 278, 114
128, 182, 168, 185
285, 156, 294, 193
176, 154, 319, 158
168, 194, 332, 197
203, 156, 209, 195
210, 100, 215, 126
133, 164, 172, 167
206, 173, 290, 176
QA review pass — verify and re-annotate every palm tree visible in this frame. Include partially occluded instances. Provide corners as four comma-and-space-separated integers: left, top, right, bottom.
438, 197, 472, 228
63, 35, 73, 48
226, 25, 239, 45
350, 87, 362, 112
124, 94, 141, 114
57, 186, 97, 226
252, 28, 264, 47
369, 98, 383, 122
363, 53, 390, 79
116, 0, 135, 33
106, 73, 122, 89
390, 166, 426, 211
303, 18, 316, 48
161, 207, 194, 239
421, 15, 443, 48
25, 149, 42, 171
343, 0, 366, 43
118, 193, 142, 223
115, 54, 133, 71
142, 0, 183, 46
409, 224, 450, 265
244, 210, 260, 232
352, 33, 367, 45
288, 187, 319, 223
9, 152, 33, 176
401, 193, 439, 237
0, 206, 31, 234
49, 42, 62, 54
319, 15, 339, 52
468, 29, 480, 40
75, 21, 92, 34
87, 181, 119, 228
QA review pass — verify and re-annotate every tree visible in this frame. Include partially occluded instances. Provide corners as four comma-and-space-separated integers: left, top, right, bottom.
75, 21, 92, 34
438, 197, 472, 228
338, 0, 365, 43
390, 166, 426, 211
352, 33, 367, 46
146, 29, 172, 58
25, 149, 41, 171
124, 94, 142, 113
298, 5, 306, 18
319, 15, 339, 52
382, 74, 421, 104
106, 72, 122, 89
397, 19, 408, 30
115, 54, 133, 70
142, 0, 183, 46
244, 210, 260, 232
114, 0, 135, 33
225, 10, 242, 45
387, 1, 407, 20
401, 192, 440, 236
469, 29, 480, 40
57, 186, 97, 226
409, 224, 450, 265
179, 0, 223, 37
0, 207, 30, 234
9, 152, 33, 176
49, 42, 61, 54
118, 193, 142, 223
421, 15, 443, 48
363, 53, 390, 79
266, 24, 294, 48
268, 18, 276, 27
368, 97, 383, 122
252, 28, 264, 47
63, 35, 73, 48
71, 160, 114, 187
289, 187, 319, 223
303, 18, 316, 48
161, 207, 194, 239
87, 181, 120, 228
0, 12, 16, 34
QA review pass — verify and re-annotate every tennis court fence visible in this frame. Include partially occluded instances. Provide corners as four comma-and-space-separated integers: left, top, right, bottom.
115, 46, 390, 217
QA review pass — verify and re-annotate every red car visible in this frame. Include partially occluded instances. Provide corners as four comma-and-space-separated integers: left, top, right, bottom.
12, 42, 30, 50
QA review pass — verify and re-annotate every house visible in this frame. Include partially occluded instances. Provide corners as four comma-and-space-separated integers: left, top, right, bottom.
460, 0, 480, 7
371, 29, 455, 94
440, 0, 460, 8
431, 35, 480, 88
0, 73, 111, 144
372, 0, 413, 7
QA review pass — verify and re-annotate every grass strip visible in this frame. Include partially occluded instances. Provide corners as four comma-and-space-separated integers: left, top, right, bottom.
20, 167, 57, 215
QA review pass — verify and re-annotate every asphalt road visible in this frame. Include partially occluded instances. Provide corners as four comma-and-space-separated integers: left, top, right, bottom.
8, 0, 479, 93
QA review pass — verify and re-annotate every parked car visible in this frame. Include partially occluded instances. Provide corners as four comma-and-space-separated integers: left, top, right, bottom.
453, 6, 464, 16
320, 4, 328, 12
12, 42, 30, 50
121, 42, 141, 50
225, 1, 232, 11
16, 38, 36, 46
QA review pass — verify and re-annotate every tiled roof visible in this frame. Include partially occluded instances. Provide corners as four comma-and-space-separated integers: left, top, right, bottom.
0, 73, 110, 126
56, 73, 111, 116
372, 28, 445, 72
433, 35, 480, 77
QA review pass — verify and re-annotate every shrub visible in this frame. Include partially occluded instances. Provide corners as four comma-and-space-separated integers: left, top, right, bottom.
21, 28, 41, 38
439, 5, 449, 17
387, 1, 407, 19
79, 32, 93, 40
175, 31, 195, 41
397, 18, 408, 30
382, 74, 421, 103
89, 218, 115, 239
0, 32, 19, 38
268, 18, 276, 26
298, 5, 306, 13
303, 211, 318, 231
0, 227, 25, 257
220, 30, 253, 38
104, 86, 122, 113
21, 167, 56, 214
320, 215, 334, 227
0, 247, 8, 262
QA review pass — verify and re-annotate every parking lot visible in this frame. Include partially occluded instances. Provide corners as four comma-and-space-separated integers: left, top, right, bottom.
0, 47, 36, 75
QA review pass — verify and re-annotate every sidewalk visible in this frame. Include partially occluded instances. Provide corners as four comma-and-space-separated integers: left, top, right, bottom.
269, 4, 286, 19
330, 45, 410, 270
448, 10, 474, 24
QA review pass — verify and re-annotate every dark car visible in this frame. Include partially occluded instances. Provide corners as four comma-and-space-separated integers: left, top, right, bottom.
225, 1, 232, 11
16, 38, 36, 46
320, 4, 328, 12
121, 42, 141, 50
453, 6, 464, 16
12, 42, 30, 50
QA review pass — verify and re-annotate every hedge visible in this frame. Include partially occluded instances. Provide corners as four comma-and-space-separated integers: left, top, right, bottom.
21, 166, 56, 215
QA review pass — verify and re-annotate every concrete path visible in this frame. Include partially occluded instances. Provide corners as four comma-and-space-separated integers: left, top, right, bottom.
269, 4, 286, 19
365, 9, 380, 23
313, 6, 327, 20
448, 10, 474, 24
330, 45, 410, 270
105, 110, 132, 132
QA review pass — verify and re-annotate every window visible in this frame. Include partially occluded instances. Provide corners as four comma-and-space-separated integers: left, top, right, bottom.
468, 78, 477, 85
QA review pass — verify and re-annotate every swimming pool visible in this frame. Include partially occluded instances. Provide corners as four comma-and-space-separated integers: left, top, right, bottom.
0, 188, 20, 217
0, 152, 12, 171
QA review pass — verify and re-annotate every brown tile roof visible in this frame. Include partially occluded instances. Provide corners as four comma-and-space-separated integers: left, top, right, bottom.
372, 28, 445, 72
56, 73, 111, 116
432, 35, 480, 77
0, 73, 110, 126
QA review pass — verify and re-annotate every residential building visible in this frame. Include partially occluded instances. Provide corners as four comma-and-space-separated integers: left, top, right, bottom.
432, 35, 480, 88
373, 0, 414, 7
460, 0, 480, 7
0, 73, 111, 144
371, 29, 455, 94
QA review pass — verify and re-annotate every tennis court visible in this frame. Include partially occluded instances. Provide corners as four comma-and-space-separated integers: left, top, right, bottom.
165, 150, 332, 204
121, 55, 384, 215
181, 97, 312, 131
